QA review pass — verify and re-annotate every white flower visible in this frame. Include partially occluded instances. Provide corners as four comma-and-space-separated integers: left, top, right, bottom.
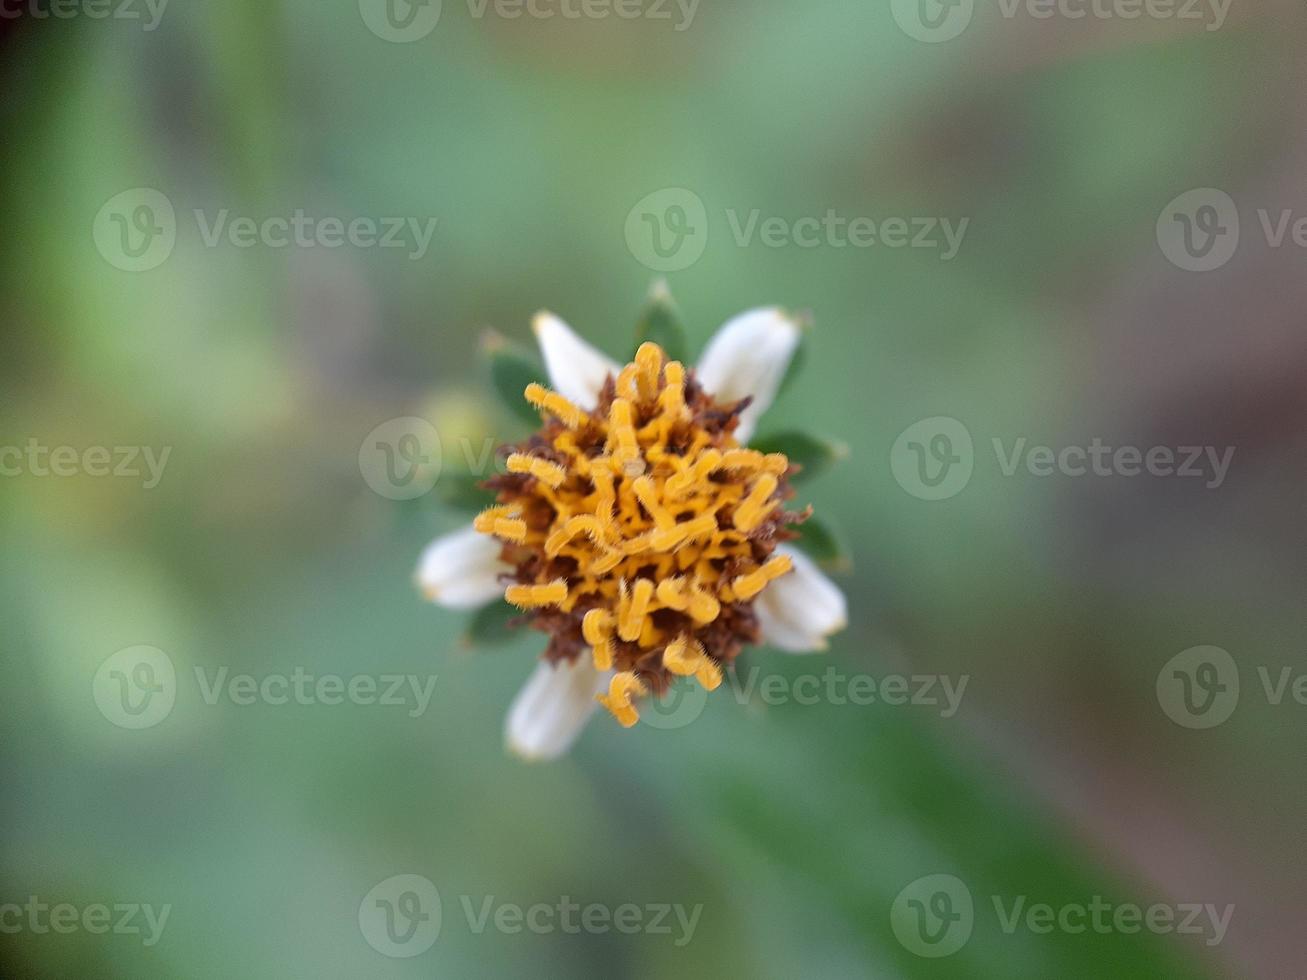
754, 545, 848, 652
415, 525, 511, 610
418, 308, 848, 762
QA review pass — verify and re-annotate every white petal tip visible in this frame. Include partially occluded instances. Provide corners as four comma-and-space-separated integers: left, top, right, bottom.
530, 312, 620, 409
530, 310, 555, 336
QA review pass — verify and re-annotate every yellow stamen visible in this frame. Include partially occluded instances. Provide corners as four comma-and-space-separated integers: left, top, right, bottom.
662, 635, 698, 676
665, 449, 722, 498
491, 518, 527, 543
695, 656, 723, 691
733, 474, 779, 532
722, 449, 789, 475
662, 636, 722, 691
545, 515, 603, 556
607, 399, 644, 477
618, 578, 655, 642
524, 383, 586, 429
658, 361, 689, 420
505, 580, 568, 608
596, 671, 646, 728
651, 512, 718, 552
732, 553, 794, 601
507, 453, 566, 488
632, 476, 674, 528
655, 577, 690, 611
634, 342, 663, 403
473, 505, 519, 534
592, 549, 624, 575
470, 335, 826, 730
583, 609, 615, 670
687, 584, 720, 624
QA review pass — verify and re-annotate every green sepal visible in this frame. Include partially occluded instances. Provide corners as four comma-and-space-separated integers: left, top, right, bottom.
632, 279, 689, 363
462, 599, 522, 648
775, 311, 811, 398
483, 329, 547, 427
433, 468, 493, 513
789, 514, 851, 572
750, 430, 848, 483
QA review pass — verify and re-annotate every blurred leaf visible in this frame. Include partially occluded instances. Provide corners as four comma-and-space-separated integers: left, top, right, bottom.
752, 430, 848, 483
463, 600, 521, 647
483, 329, 546, 427
776, 312, 811, 398
632, 279, 689, 363
790, 514, 851, 572
435, 469, 493, 513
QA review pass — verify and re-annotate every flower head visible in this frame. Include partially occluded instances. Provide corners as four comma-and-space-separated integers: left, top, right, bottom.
418, 291, 848, 760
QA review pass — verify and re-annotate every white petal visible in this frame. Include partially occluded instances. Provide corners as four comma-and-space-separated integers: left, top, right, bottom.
756, 546, 848, 653
695, 308, 803, 444
532, 312, 621, 410
415, 525, 510, 610
505, 657, 613, 762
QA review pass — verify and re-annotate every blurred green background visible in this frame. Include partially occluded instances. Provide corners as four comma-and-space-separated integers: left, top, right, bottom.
3, 1, 1305, 977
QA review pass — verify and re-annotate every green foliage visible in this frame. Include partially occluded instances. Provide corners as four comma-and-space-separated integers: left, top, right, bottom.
632, 279, 690, 363
752, 430, 848, 483
483, 329, 547, 427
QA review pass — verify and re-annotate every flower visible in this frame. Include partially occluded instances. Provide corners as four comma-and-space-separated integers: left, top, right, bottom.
417, 294, 848, 761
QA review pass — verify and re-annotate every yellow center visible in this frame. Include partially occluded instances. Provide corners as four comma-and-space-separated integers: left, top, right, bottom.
475, 342, 796, 727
